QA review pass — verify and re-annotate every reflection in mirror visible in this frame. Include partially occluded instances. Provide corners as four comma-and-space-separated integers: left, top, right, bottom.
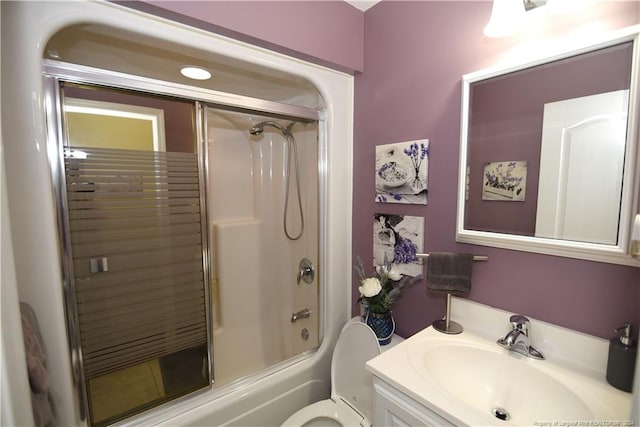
457, 28, 640, 266
535, 90, 629, 245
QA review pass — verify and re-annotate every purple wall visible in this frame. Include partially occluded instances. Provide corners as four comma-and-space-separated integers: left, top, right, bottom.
126, 0, 639, 339
121, 0, 365, 73
354, 1, 640, 339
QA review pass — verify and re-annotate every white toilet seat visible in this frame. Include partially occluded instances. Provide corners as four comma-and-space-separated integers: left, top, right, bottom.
281, 399, 364, 427
281, 321, 381, 427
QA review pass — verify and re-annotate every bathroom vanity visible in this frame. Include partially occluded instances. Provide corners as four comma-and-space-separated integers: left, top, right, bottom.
371, 379, 455, 426
366, 298, 633, 426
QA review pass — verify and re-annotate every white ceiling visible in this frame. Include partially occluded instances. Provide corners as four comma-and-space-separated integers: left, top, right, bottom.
345, 1, 381, 12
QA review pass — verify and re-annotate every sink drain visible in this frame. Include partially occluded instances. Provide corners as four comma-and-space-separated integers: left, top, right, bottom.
491, 407, 510, 421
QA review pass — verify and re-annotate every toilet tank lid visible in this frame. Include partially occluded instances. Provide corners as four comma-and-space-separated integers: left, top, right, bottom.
331, 321, 381, 421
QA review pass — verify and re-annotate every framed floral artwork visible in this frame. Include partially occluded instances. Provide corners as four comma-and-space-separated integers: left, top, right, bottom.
482, 160, 527, 201
373, 213, 424, 277
375, 139, 429, 205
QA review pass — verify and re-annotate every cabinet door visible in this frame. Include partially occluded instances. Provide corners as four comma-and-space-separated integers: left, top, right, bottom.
373, 380, 455, 427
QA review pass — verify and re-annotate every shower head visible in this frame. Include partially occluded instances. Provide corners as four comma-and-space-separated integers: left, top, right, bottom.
249, 121, 295, 137
249, 119, 305, 241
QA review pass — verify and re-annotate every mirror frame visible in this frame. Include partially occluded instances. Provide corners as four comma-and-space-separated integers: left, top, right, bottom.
456, 25, 640, 267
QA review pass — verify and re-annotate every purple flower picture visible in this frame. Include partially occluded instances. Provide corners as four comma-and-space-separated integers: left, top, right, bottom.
482, 160, 527, 201
373, 213, 424, 277
375, 139, 429, 205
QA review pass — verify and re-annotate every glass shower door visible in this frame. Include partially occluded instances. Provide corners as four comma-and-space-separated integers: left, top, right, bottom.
48, 74, 321, 424
57, 83, 211, 425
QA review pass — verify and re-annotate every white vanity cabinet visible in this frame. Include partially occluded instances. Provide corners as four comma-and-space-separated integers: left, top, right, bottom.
366, 299, 632, 426
372, 378, 455, 427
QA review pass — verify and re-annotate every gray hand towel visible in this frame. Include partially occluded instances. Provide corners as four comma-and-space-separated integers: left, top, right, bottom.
427, 252, 473, 295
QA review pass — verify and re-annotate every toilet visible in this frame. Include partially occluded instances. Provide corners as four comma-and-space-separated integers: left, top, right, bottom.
282, 321, 381, 427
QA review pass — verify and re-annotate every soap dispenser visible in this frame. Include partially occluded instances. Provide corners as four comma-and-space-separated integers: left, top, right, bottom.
606, 323, 637, 392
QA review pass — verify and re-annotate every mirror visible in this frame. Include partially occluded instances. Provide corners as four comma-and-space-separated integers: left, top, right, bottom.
457, 27, 640, 266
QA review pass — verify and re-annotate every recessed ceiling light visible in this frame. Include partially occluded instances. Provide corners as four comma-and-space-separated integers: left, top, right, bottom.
180, 66, 212, 80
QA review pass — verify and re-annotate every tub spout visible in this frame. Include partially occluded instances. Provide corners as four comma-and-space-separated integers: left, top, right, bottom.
291, 308, 311, 323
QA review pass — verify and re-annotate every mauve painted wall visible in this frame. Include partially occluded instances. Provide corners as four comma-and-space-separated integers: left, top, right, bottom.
354, 1, 640, 340
125, 0, 639, 339
123, 0, 364, 73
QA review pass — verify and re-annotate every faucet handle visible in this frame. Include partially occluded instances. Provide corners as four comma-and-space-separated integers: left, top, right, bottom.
509, 314, 530, 330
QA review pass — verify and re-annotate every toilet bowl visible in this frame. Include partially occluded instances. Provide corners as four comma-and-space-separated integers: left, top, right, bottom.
282, 321, 381, 427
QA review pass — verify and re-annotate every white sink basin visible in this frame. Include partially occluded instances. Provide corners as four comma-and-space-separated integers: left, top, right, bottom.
408, 340, 591, 424
367, 322, 632, 426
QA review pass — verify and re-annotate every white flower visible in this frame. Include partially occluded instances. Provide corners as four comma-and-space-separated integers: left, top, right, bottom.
376, 264, 402, 282
387, 267, 402, 281
359, 277, 382, 297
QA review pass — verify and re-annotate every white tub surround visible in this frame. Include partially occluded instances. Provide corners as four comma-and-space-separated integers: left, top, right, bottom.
367, 298, 632, 426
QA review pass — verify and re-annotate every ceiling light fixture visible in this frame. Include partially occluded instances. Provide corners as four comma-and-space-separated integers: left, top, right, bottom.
484, 0, 548, 38
180, 66, 212, 80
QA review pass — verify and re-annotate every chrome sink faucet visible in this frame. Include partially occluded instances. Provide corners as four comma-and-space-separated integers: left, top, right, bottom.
497, 315, 545, 360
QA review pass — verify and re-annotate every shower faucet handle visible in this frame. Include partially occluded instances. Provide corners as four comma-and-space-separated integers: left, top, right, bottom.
297, 258, 315, 284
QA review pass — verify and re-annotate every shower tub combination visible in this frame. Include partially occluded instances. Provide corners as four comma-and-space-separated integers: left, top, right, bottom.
1, 2, 353, 426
